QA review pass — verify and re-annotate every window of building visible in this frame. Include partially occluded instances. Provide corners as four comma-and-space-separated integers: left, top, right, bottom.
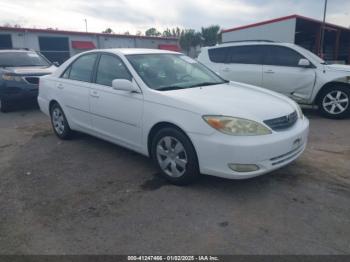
0, 35, 12, 49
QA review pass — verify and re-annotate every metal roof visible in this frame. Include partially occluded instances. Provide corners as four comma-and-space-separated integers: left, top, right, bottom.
222, 14, 350, 33
0, 26, 178, 41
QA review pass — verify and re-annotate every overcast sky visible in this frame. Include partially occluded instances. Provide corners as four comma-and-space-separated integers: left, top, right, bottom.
1, 0, 349, 34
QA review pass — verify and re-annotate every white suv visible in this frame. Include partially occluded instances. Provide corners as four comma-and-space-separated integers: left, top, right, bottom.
198, 41, 350, 119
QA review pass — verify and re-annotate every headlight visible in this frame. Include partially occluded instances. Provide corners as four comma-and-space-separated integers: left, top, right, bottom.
203, 116, 272, 136
2, 74, 22, 82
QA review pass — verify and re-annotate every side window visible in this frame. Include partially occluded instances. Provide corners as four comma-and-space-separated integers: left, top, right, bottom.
264, 46, 304, 67
208, 47, 230, 63
95, 54, 132, 86
227, 46, 263, 65
67, 53, 97, 82
208, 45, 263, 65
61, 67, 71, 79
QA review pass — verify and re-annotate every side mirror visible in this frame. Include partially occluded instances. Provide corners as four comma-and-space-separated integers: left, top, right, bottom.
298, 59, 311, 68
112, 79, 139, 93
53, 61, 60, 66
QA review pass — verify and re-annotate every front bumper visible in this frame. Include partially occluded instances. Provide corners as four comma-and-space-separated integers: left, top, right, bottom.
189, 117, 309, 179
0, 85, 38, 101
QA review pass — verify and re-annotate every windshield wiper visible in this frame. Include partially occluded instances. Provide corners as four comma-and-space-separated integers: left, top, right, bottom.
156, 85, 187, 91
187, 81, 227, 88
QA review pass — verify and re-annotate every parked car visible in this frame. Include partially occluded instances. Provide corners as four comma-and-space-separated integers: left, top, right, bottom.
38, 49, 309, 185
198, 41, 350, 119
0, 49, 57, 112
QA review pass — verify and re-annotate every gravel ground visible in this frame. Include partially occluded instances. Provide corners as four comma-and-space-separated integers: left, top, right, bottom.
0, 105, 349, 255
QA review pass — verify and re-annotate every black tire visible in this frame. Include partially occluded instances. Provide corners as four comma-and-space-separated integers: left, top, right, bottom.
0, 97, 10, 113
151, 127, 200, 185
50, 103, 73, 139
317, 85, 350, 119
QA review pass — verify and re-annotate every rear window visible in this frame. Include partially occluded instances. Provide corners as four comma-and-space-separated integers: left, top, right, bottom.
65, 53, 98, 83
208, 45, 263, 65
0, 51, 51, 67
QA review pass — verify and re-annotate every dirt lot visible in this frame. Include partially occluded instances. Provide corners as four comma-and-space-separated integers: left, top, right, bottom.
0, 105, 349, 255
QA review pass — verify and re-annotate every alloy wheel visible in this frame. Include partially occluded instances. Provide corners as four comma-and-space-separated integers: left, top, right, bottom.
322, 90, 349, 115
52, 107, 65, 135
156, 136, 188, 178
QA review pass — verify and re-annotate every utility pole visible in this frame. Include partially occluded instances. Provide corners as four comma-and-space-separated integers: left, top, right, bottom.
319, 0, 328, 58
84, 19, 88, 32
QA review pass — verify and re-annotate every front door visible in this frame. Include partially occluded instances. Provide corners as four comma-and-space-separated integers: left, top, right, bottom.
89, 53, 143, 150
261, 45, 316, 99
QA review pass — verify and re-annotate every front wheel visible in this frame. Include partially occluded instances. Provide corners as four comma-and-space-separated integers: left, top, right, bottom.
50, 103, 73, 139
151, 127, 199, 185
318, 86, 350, 119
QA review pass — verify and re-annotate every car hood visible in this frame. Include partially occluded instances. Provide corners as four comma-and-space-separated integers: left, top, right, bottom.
4, 65, 57, 76
326, 64, 350, 73
151, 82, 297, 122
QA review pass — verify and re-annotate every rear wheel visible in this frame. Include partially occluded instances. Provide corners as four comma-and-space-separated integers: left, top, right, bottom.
0, 97, 10, 113
151, 127, 199, 185
318, 85, 350, 119
50, 103, 73, 139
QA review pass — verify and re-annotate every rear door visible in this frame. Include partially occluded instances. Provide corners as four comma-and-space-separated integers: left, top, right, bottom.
208, 45, 264, 87
89, 53, 143, 150
58, 53, 98, 130
261, 45, 316, 98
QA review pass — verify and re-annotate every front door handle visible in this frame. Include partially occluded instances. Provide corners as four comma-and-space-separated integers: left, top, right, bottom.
264, 70, 275, 74
90, 90, 99, 98
222, 67, 231, 72
57, 83, 64, 89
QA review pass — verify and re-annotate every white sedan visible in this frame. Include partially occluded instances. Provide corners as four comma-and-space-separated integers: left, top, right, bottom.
38, 49, 309, 185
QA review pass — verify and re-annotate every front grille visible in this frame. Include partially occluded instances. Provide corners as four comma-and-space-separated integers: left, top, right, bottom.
264, 111, 298, 131
24, 77, 39, 85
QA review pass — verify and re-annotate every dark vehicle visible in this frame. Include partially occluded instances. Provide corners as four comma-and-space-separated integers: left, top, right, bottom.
0, 50, 56, 112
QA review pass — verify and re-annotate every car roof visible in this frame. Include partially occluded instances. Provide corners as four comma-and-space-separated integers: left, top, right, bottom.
203, 41, 296, 49
98, 48, 181, 55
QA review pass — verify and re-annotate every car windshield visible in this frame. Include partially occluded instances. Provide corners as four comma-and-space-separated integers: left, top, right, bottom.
126, 53, 227, 91
0, 51, 51, 67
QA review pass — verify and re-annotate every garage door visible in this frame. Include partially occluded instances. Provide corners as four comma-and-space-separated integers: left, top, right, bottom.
0, 35, 12, 49
39, 36, 70, 65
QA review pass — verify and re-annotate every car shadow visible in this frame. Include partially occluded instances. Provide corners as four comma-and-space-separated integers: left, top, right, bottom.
3, 100, 40, 113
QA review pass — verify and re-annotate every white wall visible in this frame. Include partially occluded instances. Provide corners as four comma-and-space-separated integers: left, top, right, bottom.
222, 18, 297, 43
0, 29, 178, 56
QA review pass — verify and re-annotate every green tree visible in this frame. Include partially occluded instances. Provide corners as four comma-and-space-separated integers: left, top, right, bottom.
201, 25, 221, 46
179, 29, 202, 55
102, 28, 113, 34
145, 28, 161, 37
163, 27, 184, 38
162, 28, 172, 37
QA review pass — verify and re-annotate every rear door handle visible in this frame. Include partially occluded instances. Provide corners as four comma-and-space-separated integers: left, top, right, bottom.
222, 67, 231, 72
90, 90, 99, 98
264, 70, 275, 74
56, 83, 64, 89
